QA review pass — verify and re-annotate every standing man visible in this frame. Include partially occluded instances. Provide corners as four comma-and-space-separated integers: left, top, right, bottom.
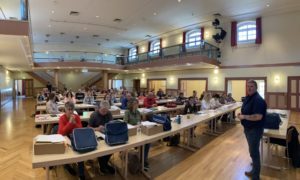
46, 81, 52, 92
237, 80, 267, 180
88, 100, 115, 175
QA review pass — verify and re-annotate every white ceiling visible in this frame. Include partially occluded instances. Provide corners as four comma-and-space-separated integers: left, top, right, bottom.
29, 0, 300, 53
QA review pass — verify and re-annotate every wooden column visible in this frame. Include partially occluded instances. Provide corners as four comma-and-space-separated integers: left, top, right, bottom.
54, 70, 59, 90
103, 70, 108, 90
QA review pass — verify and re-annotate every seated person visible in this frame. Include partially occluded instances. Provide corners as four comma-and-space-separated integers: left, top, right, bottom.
124, 98, 151, 171
226, 93, 236, 103
201, 93, 212, 110
219, 92, 228, 104
88, 101, 115, 175
143, 92, 157, 108
156, 88, 164, 99
75, 89, 85, 100
104, 93, 114, 106
83, 90, 94, 104
121, 93, 132, 110
46, 93, 60, 114
58, 102, 85, 179
37, 91, 45, 102
64, 91, 76, 104
184, 96, 197, 114
210, 94, 222, 109
176, 92, 186, 104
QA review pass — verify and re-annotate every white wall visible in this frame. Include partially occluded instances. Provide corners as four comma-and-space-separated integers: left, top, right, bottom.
13, 71, 44, 88
0, 66, 13, 89
122, 66, 300, 93
222, 11, 300, 66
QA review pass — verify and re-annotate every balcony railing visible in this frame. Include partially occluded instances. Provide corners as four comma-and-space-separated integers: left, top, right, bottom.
125, 40, 220, 64
33, 51, 117, 64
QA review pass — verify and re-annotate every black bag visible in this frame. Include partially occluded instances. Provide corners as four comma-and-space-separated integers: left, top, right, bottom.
105, 120, 128, 145
71, 128, 98, 153
167, 133, 180, 146
152, 113, 172, 131
264, 113, 281, 129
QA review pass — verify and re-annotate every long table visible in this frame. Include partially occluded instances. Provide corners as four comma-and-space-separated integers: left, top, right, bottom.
261, 109, 290, 169
32, 102, 242, 179
35, 105, 185, 133
36, 103, 97, 114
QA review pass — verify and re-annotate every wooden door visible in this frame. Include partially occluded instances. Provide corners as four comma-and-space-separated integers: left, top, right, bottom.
133, 79, 141, 93
288, 77, 300, 111
24, 79, 34, 97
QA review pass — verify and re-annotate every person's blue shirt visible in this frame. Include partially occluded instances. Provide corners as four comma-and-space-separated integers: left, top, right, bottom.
241, 92, 267, 129
121, 98, 129, 109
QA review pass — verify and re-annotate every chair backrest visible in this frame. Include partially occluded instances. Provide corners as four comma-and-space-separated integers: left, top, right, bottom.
286, 126, 300, 167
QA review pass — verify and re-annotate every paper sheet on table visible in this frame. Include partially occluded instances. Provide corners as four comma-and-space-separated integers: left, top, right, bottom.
138, 108, 153, 113
110, 105, 120, 110
127, 124, 136, 129
141, 121, 157, 127
35, 134, 65, 143
95, 131, 105, 139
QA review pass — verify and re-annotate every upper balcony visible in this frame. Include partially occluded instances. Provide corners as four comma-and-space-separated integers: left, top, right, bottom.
32, 40, 220, 71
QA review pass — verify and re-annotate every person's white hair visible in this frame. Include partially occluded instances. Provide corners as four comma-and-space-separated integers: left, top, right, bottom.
100, 100, 110, 109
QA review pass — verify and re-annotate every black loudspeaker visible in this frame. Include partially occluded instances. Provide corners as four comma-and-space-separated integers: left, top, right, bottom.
220, 29, 227, 40
212, 18, 220, 27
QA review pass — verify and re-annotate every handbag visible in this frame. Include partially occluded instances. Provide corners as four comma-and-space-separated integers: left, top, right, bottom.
264, 113, 282, 129
105, 120, 128, 145
152, 113, 172, 131
71, 128, 98, 153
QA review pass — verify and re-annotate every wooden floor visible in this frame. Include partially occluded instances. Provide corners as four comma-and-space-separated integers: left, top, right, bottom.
0, 98, 300, 180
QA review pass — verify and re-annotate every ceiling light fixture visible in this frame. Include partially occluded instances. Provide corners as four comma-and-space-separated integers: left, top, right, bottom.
51, 10, 55, 14
96, 15, 100, 18
83, 27, 87, 30
48, 24, 51, 28
266, 3, 270, 7
186, 63, 192, 66
177, 0, 181, 2
153, 12, 157, 16
45, 51, 49, 54
113, 18, 122, 23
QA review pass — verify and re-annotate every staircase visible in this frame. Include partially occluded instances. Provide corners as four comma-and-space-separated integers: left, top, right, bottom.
27, 71, 64, 91
81, 72, 103, 88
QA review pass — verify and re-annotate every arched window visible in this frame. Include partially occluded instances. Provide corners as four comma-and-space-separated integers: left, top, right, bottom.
150, 40, 160, 55
237, 21, 256, 44
128, 47, 137, 61
186, 29, 201, 48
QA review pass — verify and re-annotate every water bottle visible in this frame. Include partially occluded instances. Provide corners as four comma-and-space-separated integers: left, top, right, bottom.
137, 121, 142, 135
177, 115, 181, 124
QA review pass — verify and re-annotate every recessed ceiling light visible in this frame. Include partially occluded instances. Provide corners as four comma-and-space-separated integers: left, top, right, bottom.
83, 27, 87, 30
45, 51, 49, 54
266, 4, 270, 7
48, 24, 51, 28
186, 63, 191, 66
153, 12, 157, 16
177, 0, 181, 2
51, 10, 55, 14
96, 15, 100, 18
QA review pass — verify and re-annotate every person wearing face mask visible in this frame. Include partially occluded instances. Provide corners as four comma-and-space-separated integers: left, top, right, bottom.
238, 80, 267, 180
88, 101, 115, 175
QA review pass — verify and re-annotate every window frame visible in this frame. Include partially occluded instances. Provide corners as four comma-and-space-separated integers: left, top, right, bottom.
150, 40, 160, 55
128, 47, 137, 61
237, 21, 256, 44
185, 29, 202, 49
